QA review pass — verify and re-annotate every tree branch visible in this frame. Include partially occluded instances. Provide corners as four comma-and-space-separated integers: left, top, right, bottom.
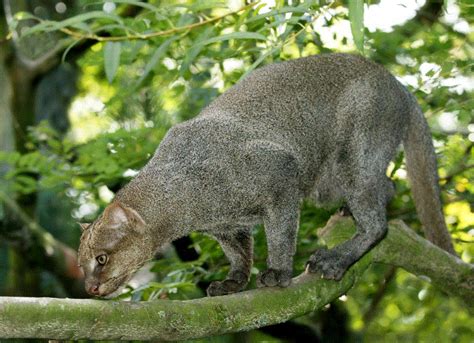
53, 2, 261, 42
0, 190, 83, 283
362, 266, 397, 324
0, 215, 472, 340
319, 215, 473, 304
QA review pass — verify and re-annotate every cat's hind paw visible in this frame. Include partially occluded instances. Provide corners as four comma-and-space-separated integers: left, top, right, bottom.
306, 247, 349, 281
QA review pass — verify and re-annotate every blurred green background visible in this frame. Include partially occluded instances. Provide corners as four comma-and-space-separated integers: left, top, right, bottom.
0, 0, 472, 342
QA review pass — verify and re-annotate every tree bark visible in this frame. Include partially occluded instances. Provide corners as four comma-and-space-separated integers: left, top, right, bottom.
0, 215, 471, 340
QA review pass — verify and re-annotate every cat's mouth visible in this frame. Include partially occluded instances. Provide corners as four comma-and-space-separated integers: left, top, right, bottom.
90, 262, 148, 298
97, 274, 131, 298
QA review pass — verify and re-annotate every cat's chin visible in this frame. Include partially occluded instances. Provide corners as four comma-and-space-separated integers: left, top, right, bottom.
98, 274, 131, 298
101, 285, 126, 299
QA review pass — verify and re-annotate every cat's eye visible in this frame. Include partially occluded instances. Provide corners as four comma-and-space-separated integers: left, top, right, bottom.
96, 254, 108, 265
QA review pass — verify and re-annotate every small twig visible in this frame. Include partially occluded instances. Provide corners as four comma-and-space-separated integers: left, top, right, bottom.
362, 266, 397, 325
453, 238, 474, 244
388, 194, 469, 218
442, 164, 474, 182
441, 143, 474, 183
0, 190, 44, 239
0, 190, 83, 280
426, 98, 474, 119
57, 2, 261, 42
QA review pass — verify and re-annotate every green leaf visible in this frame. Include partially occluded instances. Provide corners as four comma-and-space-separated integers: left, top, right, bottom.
92, 0, 161, 12
14, 175, 37, 194
240, 46, 281, 80
17, 152, 42, 169
104, 41, 122, 83
62, 39, 83, 63
259, 16, 301, 31
245, 5, 309, 24
0, 151, 21, 165
135, 37, 176, 87
348, 0, 364, 53
21, 11, 124, 37
168, 0, 227, 11
180, 26, 215, 76
92, 24, 136, 34
70, 22, 93, 34
88, 0, 169, 20
197, 32, 267, 46
13, 11, 39, 21
189, 0, 227, 12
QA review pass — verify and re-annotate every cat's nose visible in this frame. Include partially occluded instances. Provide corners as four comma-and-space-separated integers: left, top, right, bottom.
87, 284, 100, 295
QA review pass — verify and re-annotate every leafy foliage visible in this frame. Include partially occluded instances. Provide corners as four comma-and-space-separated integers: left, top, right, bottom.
1, 0, 473, 341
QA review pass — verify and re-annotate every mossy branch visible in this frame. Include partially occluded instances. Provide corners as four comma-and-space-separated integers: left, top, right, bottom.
0, 215, 472, 340
320, 215, 473, 305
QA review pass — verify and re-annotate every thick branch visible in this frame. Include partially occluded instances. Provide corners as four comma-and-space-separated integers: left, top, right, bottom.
0, 215, 472, 340
0, 265, 365, 340
319, 215, 474, 305
372, 219, 473, 303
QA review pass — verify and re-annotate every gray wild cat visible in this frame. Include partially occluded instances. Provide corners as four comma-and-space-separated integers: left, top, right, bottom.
78, 53, 454, 298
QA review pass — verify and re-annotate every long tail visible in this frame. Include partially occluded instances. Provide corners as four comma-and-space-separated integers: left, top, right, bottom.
403, 96, 455, 254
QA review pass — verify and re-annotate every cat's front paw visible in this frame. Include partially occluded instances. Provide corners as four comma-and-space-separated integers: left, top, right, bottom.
306, 248, 348, 281
256, 268, 292, 288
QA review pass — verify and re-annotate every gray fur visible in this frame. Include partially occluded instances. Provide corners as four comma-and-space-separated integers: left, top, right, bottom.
78, 53, 454, 297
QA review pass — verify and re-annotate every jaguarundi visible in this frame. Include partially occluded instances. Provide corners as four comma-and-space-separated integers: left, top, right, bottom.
78, 53, 454, 298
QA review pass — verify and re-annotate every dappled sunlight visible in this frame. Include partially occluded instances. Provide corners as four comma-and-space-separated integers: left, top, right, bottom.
68, 95, 111, 143
365, 0, 424, 32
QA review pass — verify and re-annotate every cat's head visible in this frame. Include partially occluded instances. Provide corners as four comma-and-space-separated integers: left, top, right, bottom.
78, 201, 153, 297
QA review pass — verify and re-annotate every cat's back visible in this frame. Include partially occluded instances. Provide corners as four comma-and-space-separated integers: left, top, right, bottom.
202, 53, 391, 119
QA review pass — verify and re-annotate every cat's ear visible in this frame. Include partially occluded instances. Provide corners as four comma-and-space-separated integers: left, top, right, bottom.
103, 202, 146, 233
79, 223, 91, 231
